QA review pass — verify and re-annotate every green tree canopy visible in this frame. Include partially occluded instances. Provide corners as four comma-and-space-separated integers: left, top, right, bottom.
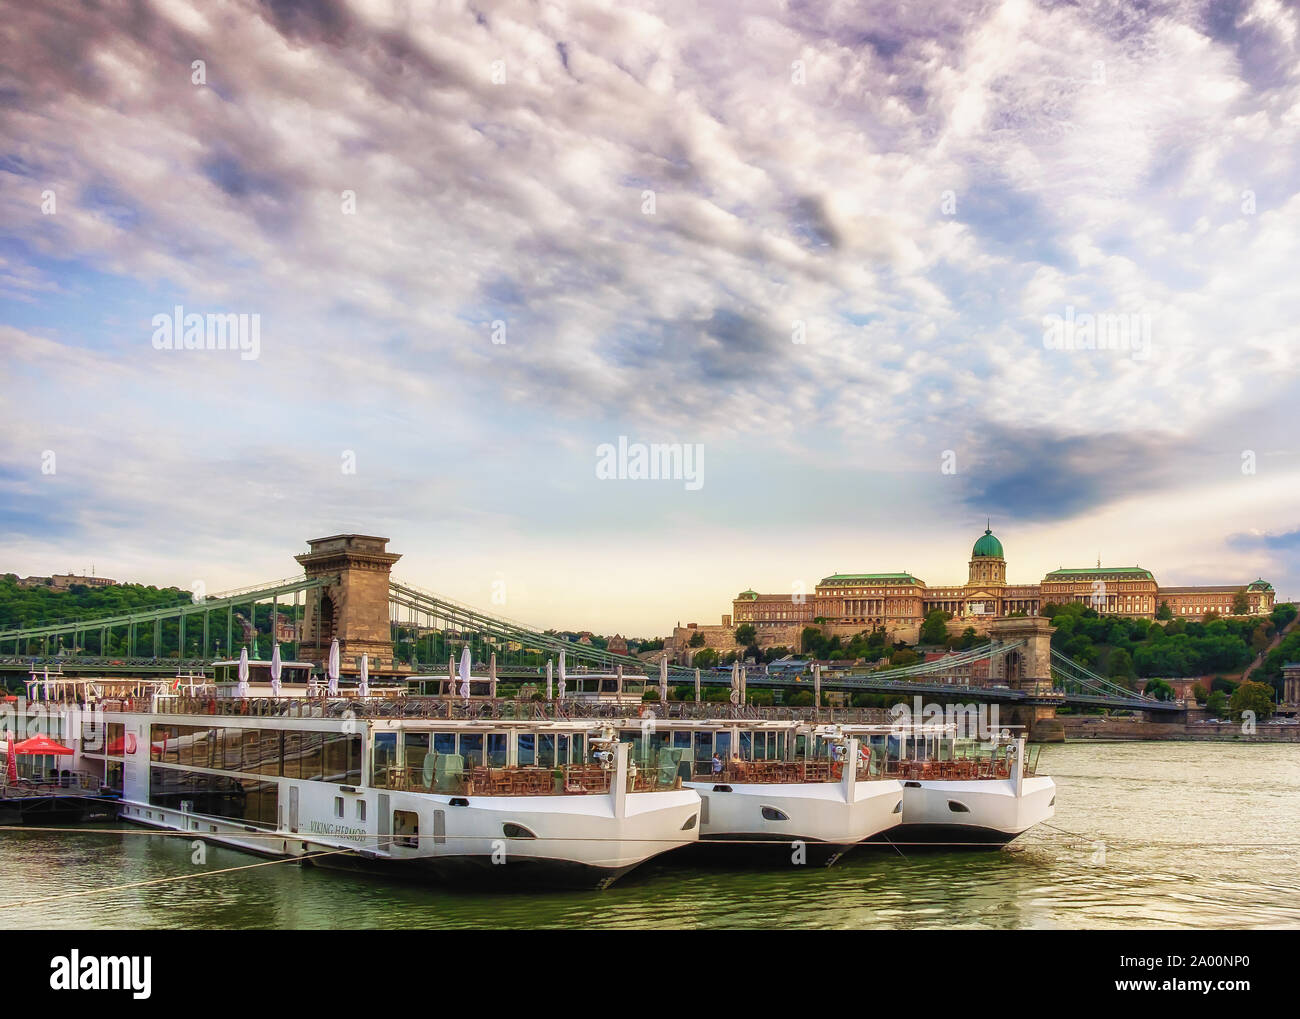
919, 609, 951, 645
1144, 678, 1176, 701
1229, 680, 1275, 721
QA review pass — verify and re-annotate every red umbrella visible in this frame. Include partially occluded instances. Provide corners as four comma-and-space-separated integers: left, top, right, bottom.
11, 735, 75, 755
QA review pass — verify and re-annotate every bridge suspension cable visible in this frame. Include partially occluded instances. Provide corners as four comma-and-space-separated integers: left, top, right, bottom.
388, 580, 685, 677
1049, 648, 1159, 703
0, 574, 335, 658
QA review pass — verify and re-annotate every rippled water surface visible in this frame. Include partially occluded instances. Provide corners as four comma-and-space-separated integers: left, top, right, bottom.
3, 742, 1297, 929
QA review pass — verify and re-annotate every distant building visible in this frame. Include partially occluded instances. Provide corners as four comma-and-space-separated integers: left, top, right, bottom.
607, 634, 628, 656
1283, 663, 1300, 707
18, 573, 118, 590
712, 526, 1276, 647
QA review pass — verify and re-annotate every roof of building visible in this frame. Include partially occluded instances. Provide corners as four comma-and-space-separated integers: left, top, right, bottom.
737, 589, 758, 600
1247, 578, 1274, 591
972, 528, 1004, 559
1044, 567, 1154, 580
820, 573, 923, 585
1157, 585, 1237, 595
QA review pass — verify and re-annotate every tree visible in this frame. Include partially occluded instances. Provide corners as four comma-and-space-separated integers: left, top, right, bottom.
1229, 680, 1274, 721
1157, 601, 1173, 620
889, 648, 918, 667
919, 610, 950, 645
1107, 648, 1135, 680
1231, 591, 1250, 615
688, 630, 706, 647
735, 623, 756, 645
1191, 682, 1208, 705
1144, 678, 1176, 701
1206, 690, 1229, 716
692, 648, 719, 669
1271, 603, 1297, 627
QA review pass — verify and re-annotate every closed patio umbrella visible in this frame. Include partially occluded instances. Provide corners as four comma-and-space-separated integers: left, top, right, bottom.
358, 653, 370, 698
327, 638, 340, 697
270, 643, 282, 698
236, 647, 250, 698
458, 646, 471, 699
659, 655, 668, 703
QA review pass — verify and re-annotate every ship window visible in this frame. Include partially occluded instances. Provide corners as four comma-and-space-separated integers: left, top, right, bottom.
393, 810, 419, 848
503, 822, 536, 840
356, 800, 367, 821
947, 800, 971, 813
334, 796, 344, 818
892, 801, 902, 814
680, 813, 698, 831
761, 806, 788, 822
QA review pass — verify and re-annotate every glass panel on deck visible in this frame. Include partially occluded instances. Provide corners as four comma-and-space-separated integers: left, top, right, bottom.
458, 733, 483, 766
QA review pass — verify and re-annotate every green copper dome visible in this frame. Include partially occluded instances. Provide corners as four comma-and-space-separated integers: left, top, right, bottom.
972, 528, 1004, 559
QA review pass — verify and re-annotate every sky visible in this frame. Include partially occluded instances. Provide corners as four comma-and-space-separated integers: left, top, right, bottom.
1, 0, 1298, 635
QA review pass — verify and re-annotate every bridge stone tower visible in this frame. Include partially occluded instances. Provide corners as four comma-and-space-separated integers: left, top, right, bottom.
985, 615, 1064, 742
295, 534, 400, 670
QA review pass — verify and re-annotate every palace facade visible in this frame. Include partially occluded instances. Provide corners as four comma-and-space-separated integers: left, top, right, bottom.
669, 527, 1276, 657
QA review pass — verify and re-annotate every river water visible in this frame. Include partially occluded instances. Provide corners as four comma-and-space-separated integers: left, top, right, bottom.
3, 742, 1297, 929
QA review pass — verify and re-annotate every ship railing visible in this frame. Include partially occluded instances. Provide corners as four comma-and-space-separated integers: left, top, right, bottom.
1, 768, 103, 797
97, 695, 898, 726
372, 762, 682, 797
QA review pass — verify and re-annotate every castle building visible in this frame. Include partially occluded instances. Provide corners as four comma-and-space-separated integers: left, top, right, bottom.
699, 526, 1277, 652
